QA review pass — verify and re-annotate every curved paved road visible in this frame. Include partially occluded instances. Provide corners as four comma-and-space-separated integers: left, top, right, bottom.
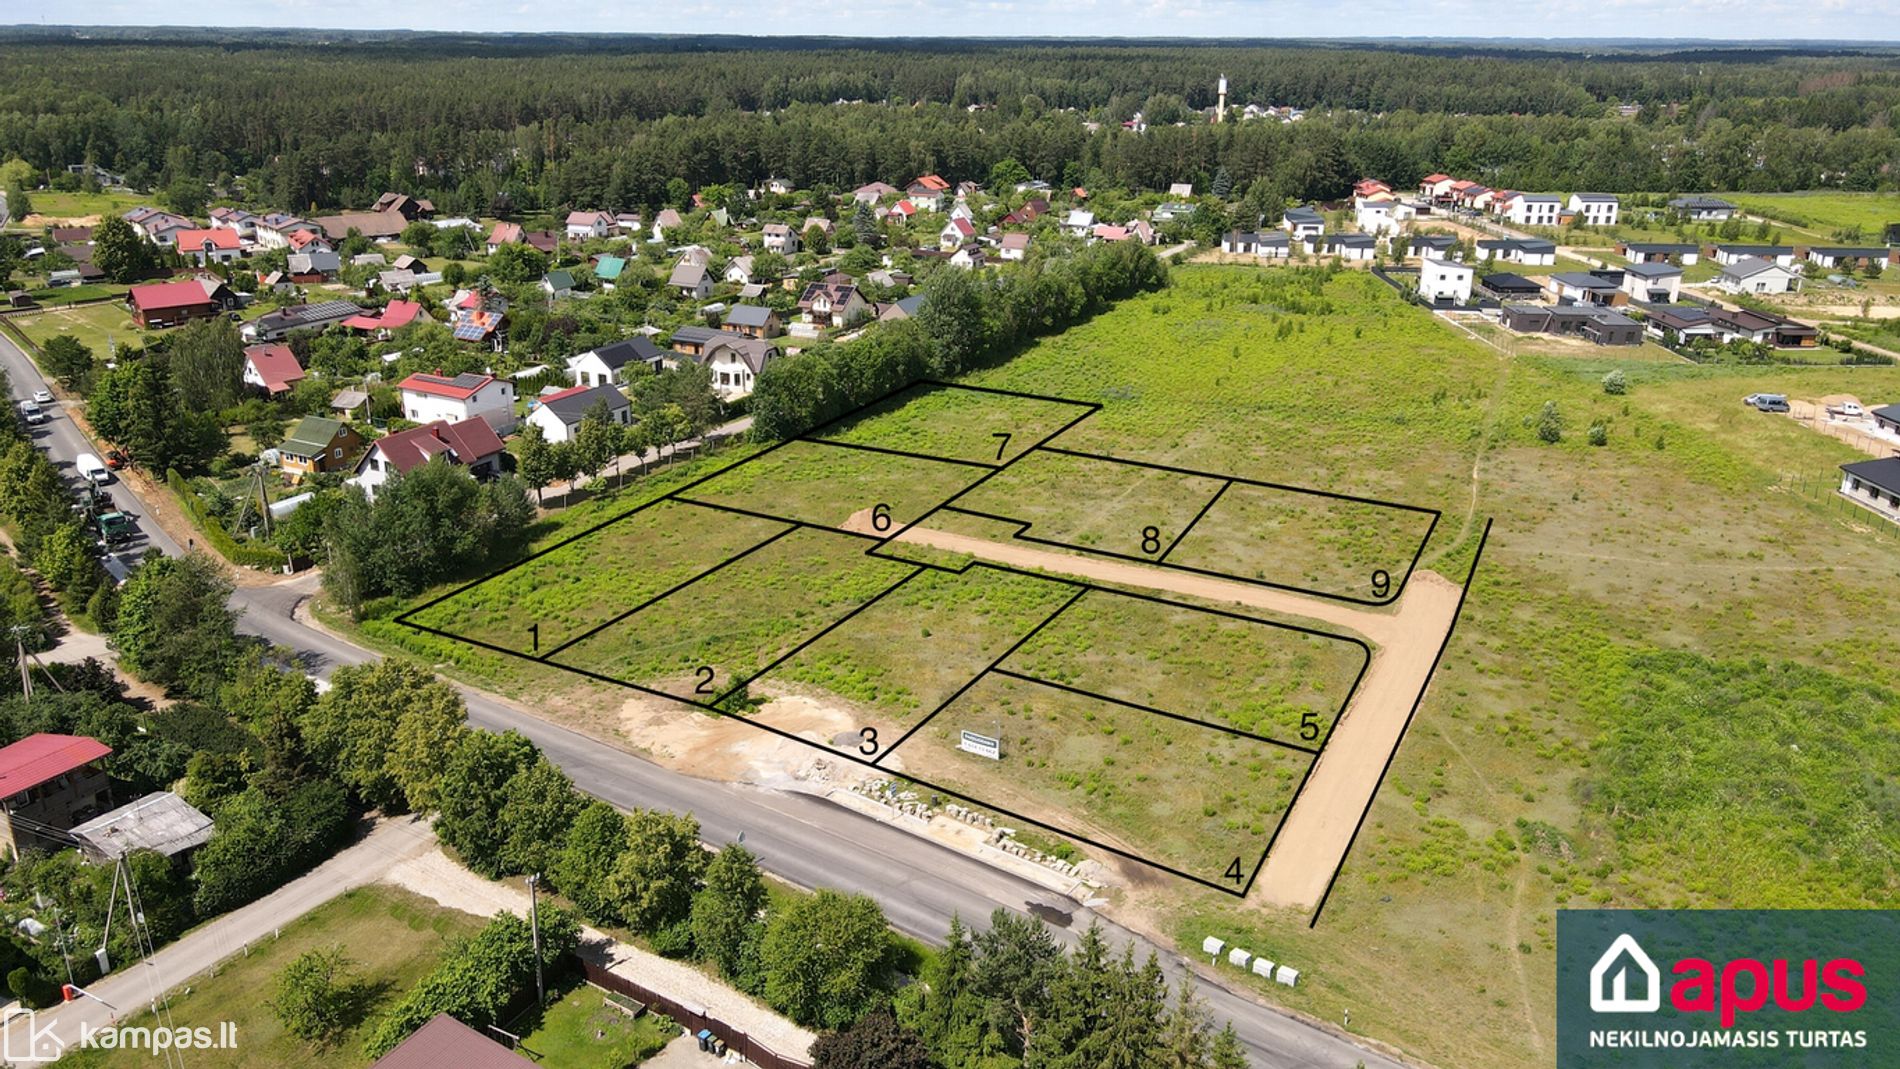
0, 329, 1413, 1069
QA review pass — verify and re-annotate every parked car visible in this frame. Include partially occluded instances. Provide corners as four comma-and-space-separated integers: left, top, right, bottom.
76, 453, 111, 485
1755, 396, 1790, 413
19, 400, 45, 425
31, 389, 52, 404
1829, 401, 1865, 418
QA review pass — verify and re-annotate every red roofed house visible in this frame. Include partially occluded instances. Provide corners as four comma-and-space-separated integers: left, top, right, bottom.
0, 733, 114, 858
173, 228, 244, 266
242, 343, 306, 397
350, 417, 506, 498
369, 1013, 536, 1069
906, 175, 950, 211
939, 216, 976, 251
885, 199, 918, 221
397, 371, 517, 433
126, 278, 233, 329
1353, 178, 1392, 199
340, 299, 424, 335
1419, 174, 1455, 199
287, 228, 332, 253
486, 222, 524, 255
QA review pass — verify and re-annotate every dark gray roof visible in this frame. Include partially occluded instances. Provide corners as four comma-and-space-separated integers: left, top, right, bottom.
1841, 457, 1900, 496
724, 304, 775, 328
1669, 196, 1736, 210
583, 336, 663, 371
541, 384, 627, 422
1811, 247, 1890, 258
1716, 244, 1793, 256
1623, 262, 1683, 278
1480, 272, 1542, 292
1283, 206, 1323, 225
1571, 193, 1618, 202
1410, 234, 1457, 248
1871, 404, 1900, 423
1623, 242, 1699, 253
1551, 272, 1619, 290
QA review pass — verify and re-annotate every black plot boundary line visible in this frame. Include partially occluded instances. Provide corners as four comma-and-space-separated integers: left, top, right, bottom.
987, 668, 1320, 757
1158, 478, 1230, 563
1306, 516, 1494, 928
393, 375, 933, 626
871, 585, 1088, 766
790, 436, 1002, 470
536, 524, 801, 661
669, 496, 886, 542
709, 564, 929, 706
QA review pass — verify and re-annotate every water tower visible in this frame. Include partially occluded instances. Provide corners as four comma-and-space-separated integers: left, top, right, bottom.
1216, 74, 1228, 122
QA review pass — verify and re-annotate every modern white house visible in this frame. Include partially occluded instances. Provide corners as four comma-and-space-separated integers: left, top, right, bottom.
1354, 199, 1413, 235
1620, 262, 1683, 303
1668, 196, 1737, 221
1500, 194, 1561, 227
524, 383, 631, 444
1063, 209, 1095, 237
1840, 457, 1900, 527
396, 371, 518, 434
1566, 193, 1620, 227
564, 211, 614, 240
1417, 257, 1474, 305
761, 223, 800, 254
1282, 206, 1325, 240
1220, 231, 1291, 258
1711, 245, 1796, 268
1716, 256, 1802, 296
567, 337, 665, 387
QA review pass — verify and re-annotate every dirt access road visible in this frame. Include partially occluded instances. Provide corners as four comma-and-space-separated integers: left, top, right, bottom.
882, 523, 1468, 910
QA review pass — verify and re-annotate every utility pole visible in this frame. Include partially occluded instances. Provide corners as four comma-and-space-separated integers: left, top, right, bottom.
12, 624, 34, 702
526, 873, 545, 1007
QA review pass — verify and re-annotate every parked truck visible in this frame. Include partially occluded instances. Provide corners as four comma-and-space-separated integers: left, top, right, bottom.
75, 453, 111, 485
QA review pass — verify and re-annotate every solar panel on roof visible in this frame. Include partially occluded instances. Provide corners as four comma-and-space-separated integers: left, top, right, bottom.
453, 321, 489, 341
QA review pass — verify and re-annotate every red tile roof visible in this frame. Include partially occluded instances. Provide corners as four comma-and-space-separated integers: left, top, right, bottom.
369, 1014, 536, 1069
128, 280, 219, 314
911, 174, 950, 192
0, 734, 112, 796
243, 343, 305, 394
174, 228, 242, 252
288, 229, 325, 250
341, 300, 424, 332
398, 371, 498, 400
369, 418, 505, 475
488, 222, 523, 246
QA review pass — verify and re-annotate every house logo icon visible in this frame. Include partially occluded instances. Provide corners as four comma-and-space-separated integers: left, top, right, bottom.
1589, 932, 1661, 1013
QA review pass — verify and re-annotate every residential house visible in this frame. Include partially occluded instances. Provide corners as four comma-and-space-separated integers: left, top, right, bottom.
1707, 306, 1817, 347
765, 177, 796, 196
1620, 262, 1683, 303
350, 417, 506, 497
1418, 174, 1456, 200
524, 231, 559, 255
126, 278, 232, 328
1317, 233, 1378, 262
525, 383, 631, 444
761, 223, 800, 254
1063, 209, 1095, 237
0, 734, 113, 858
866, 268, 913, 289
288, 229, 333, 255
651, 209, 683, 242
1643, 305, 1721, 345
878, 295, 925, 322
998, 232, 1031, 261
1619, 241, 1700, 265
242, 343, 306, 396
1282, 206, 1325, 240
1565, 194, 1620, 226
1668, 196, 1737, 221
1354, 178, 1392, 199
1002, 198, 1049, 226
940, 217, 976, 251
254, 212, 317, 249
564, 210, 614, 241
368, 1013, 538, 1069
173, 228, 244, 266
1168, 182, 1194, 197
1224, 231, 1290, 258
568, 337, 665, 387
369, 193, 433, 219
69, 791, 214, 864
1499, 193, 1561, 227
592, 255, 627, 289
1475, 239, 1556, 266
1091, 224, 1130, 244
885, 199, 919, 222
948, 200, 976, 223
1408, 234, 1459, 260
680, 333, 781, 400
1354, 199, 1408, 235
486, 222, 524, 255
1152, 202, 1197, 223
614, 212, 643, 235
1716, 256, 1802, 295
1501, 304, 1642, 346
1711, 244, 1796, 268
1839, 457, 1900, 526
852, 181, 900, 204
798, 280, 869, 328
1545, 271, 1627, 307
723, 304, 782, 339
1872, 404, 1900, 435
803, 216, 835, 239
906, 175, 951, 210
724, 255, 756, 286
541, 270, 576, 299
397, 371, 517, 433
669, 262, 713, 300
277, 416, 364, 480
312, 209, 408, 243
1418, 258, 1474, 305
1459, 185, 1497, 213
243, 300, 362, 343
949, 246, 988, 269
1806, 247, 1894, 271
287, 248, 342, 282
207, 207, 258, 239
122, 207, 195, 245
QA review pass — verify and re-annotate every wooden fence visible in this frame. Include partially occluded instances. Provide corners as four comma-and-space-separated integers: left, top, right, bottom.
577, 959, 813, 1069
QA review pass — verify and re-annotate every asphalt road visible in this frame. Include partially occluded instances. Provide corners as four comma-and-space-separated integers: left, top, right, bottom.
0, 327, 1412, 1069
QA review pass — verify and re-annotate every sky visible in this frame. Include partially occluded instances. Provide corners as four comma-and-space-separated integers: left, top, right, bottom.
9, 0, 1900, 42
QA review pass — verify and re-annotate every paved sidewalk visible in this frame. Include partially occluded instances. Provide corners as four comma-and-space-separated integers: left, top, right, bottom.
0, 816, 437, 1066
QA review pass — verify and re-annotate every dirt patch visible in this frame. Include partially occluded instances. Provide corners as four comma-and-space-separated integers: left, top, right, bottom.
20, 213, 102, 228
619, 687, 857, 788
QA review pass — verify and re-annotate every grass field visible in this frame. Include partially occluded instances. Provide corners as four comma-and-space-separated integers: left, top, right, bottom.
680, 438, 981, 530
354, 261, 1900, 1069
952, 447, 1228, 559
1722, 191, 1900, 237
13, 300, 149, 355
511, 981, 678, 1067
55, 886, 486, 1069
14, 189, 148, 223
812, 381, 1092, 464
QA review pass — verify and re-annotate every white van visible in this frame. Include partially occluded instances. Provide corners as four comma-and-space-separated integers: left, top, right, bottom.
76, 453, 111, 485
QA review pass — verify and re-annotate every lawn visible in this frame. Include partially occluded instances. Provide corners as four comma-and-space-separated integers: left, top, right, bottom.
55, 886, 487, 1069
510, 980, 678, 1068
13, 300, 150, 356
812, 380, 1093, 464
680, 438, 983, 531
13, 189, 147, 223
1721, 191, 1900, 238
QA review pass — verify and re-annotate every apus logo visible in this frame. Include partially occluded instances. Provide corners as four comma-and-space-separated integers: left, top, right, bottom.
1590, 932, 1662, 1013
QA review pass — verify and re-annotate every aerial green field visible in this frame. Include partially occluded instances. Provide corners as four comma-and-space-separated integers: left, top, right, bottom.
679, 438, 981, 530
952, 447, 1228, 558
1722, 191, 1900, 237
13, 189, 147, 222
812, 381, 1092, 464
12, 300, 149, 356
361, 263, 1900, 1069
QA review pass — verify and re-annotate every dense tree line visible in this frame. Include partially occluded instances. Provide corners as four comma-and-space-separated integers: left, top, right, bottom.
0, 39, 1893, 219
752, 239, 1165, 439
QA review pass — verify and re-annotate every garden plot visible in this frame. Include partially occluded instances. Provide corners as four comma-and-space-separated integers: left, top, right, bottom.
946, 447, 1229, 561
808, 380, 1096, 465
676, 438, 980, 532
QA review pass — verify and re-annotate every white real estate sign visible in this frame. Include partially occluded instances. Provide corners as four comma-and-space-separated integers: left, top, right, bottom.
958, 730, 1002, 760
